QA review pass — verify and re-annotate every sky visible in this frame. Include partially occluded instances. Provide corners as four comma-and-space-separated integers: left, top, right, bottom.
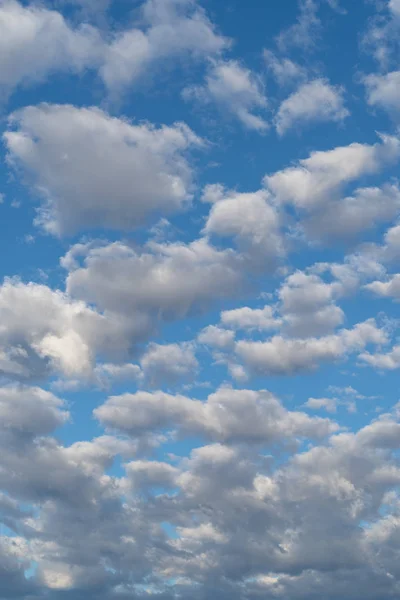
2, 0, 400, 598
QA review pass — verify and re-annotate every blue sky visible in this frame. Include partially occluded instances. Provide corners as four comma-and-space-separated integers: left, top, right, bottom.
1, 0, 400, 598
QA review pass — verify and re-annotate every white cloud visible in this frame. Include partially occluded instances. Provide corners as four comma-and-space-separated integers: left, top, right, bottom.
265, 133, 400, 209
220, 305, 281, 331
303, 183, 400, 242
4, 104, 202, 236
263, 50, 307, 86
140, 342, 199, 387
64, 238, 244, 326
96, 386, 338, 443
0, 0, 103, 100
304, 397, 338, 413
365, 70, 400, 117
235, 319, 387, 376
0, 279, 136, 381
203, 187, 284, 265
359, 345, 400, 370
275, 79, 349, 136
183, 59, 268, 131
365, 274, 400, 300
0, 0, 228, 101
101, 0, 229, 93
197, 325, 235, 349
278, 270, 345, 337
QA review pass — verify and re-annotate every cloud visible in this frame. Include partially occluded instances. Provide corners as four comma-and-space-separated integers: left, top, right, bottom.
274, 79, 349, 135
365, 70, 400, 118
359, 345, 400, 371
263, 50, 307, 87
0, 0, 228, 101
197, 325, 236, 349
0, 0, 103, 100
183, 59, 268, 131
140, 342, 199, 387
0, 279, 138, 382
304, 397, 339, 413
235, 319, 387, 376
278, 270, 345, 337
4, 104, 202, 236
101, 0, 229, 94
220, 305, 281, 331
365, 274, 400, 300
303, 183, 400, 242
203, 187, 284, 266
64, 238, 244, 325
265, 133, 400, 209
96, 386, 338, 443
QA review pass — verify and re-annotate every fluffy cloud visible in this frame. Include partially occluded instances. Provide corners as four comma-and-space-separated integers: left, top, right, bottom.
4, 104, 202, 236
265, 133, 400, 209
183, 59, 268, 131
366, 274, 400, 300
359, 345, 400, 370
304, 397, 339, 413
303, 183, 400, 242
220, 305, 281, 331
263, 50, 307, 86
0, 279, 138, 381
203, 186, 284, 266
278, 270, 345, 337
275, 79, 349, 135
365, 71, 400, 118
0, 0, 102, 100
96, 386, 338, 443
64, 238, 244, 322
100, 0, 229, 93
3, 382, 400, 598
0, 0, 227, 101
235, 319, 387, 376
140, 342, 199, 387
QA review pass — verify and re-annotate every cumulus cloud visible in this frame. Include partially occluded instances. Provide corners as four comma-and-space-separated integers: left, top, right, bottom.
359, 345, 400, 371
4, 104, 202, 236
235, 319, 387, 376
183, 59, 268, 131
64, 238, 244, 323
220, 305, 281, 331
0, 279, 139, 381
303, 183, 400, 242
365, 70, 400, 118
0, 0, 228, 101
100, 0, 229, 94
275, 79, 349, 135
96, 386, 338, 443
263, 50, 307, 86
366, 274, 400, 300
203, 186, 284, 266
0, 0, 103, 100
304, 397, 339, 413
140, 342, 199, 387
265, 133, 400, 209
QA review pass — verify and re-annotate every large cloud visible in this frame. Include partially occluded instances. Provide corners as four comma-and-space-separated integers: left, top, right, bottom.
95, 386, 338, 443
0, 279, 140, 381
0, 0, 227, 101
0, 0, 103, 100
63, 238, 244, 320
100, 0, 229, 94
4, 104, 202, 236
235, 319, 387, 376
265, 133, 400, 209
